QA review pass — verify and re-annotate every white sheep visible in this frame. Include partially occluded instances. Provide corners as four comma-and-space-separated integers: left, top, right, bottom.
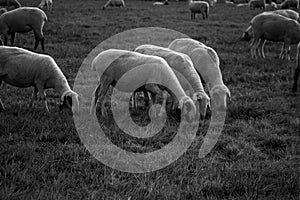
293, 42, 300, 92
90, 49, 197, 121
249, 11, 300, 60
0, 46, 80, 114
134, 44, 210, 118
0, 0, 21, 11
249, 0, 266, 9
0, 7, 47, 50
188, 0, 209, 20
38, 0, 53, 11
153, 1, 169, 5
103, 0, 125, 10
168, 38, 231, 112
277, 0, 299, 9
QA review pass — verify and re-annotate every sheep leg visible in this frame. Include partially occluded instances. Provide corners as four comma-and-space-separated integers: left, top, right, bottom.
145, 84, 167, 117
33, 30, 45, 51
279, 43, 286, 59
293, 63, 300, 92
29, 86, 38, 108
0, 80, 4, 111
250, 38, 258, 59
10, 32, 15, 46
257, 39, 265, 59
143, 90, 150, 107
37, 87, 49, 113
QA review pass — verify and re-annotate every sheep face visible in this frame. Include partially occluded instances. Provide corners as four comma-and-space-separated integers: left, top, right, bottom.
210, 85, 231, 112
193, 92, 210, 119
179, 96, 196, 122
60, 91, 80, 115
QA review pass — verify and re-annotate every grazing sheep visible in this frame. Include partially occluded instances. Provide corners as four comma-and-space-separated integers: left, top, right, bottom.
277, 0, 299, 9
168, 38, 231, 112
0, 0, 21, 11
153, 0, 169, 5
103, 0, 125, 9
249, 12, 300, 60
0, 46, 80, 114
90, 49, 197, 121
249, 0, 266, 9
0, 7, 47, 50
293, 42, 300, 91
135, 44, 210, 118
38, 0, 53, 11
188, 0, 209, 20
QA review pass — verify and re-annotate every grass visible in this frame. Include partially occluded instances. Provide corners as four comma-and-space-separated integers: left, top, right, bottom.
0, 0, 299, 199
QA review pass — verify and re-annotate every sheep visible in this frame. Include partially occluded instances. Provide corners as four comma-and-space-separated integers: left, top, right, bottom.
0, 0, 21, 11
0, 7, 47, 50
134, 44, 210, 118
103, 0, 125, 10
0, 46, 80, 114
249, 0, 266, 9
0, 7, 7, 15
236, 3, 249, 6
38, 0, 53, 11
293, 42, 300, 91
249, 12, 300, 60
90, 49, 197, 121
188, 0, 209, 20
153, 0, 169, 5
168, 38, 231, 112
277, 0, 299, 9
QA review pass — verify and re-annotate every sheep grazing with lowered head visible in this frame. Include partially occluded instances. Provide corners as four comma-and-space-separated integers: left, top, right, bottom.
168, 38, 231, 112
277, 0, 299, 9
103, 0, 125, 10
38, 0, 53, 11
249, 0, 266, 9
0, 46, 80, 114
249, 11, 300, 60
188, 0, 209, 20
135, 44, 210, 118
0, 0, 21, 11
0, 7, 47, 50
90, 49, 197, 121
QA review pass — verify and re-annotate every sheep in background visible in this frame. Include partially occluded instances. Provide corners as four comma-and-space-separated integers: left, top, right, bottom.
135, 44, 210, 118
103, 0, 125, 10
90, 49, 197, 121
277, 0, 299, 9
249, 12, 300, 60
293, 42, 300, 92
153, 0, 169, 5
168, 38, 231, 112
0, 0, 21, 11
38, 0, 53, 11
249, 0, 266, 9
188, 0, 209, 20
0, 46, 80, 114
226, 1, 237, 5
0, 7, 47, 50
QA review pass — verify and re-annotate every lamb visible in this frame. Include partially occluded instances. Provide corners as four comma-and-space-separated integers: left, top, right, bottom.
188, 0, 209, 20
277, 0, 299, 9
90, 49, 197, 121
0, 46, 80, 114
293, 42, 300, 92
249, 0, 266, 9
249, 12, 300, 60
168, 38, 231, 112
134, 44, 210, 118
38, 0, 53, 11
0, 7, 47, 50
103, 0, 125, 10
0, 0, 21, 11
153, 0, 169, 5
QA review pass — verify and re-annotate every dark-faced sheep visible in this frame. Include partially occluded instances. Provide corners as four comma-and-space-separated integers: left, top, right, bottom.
0, 7, 47, 50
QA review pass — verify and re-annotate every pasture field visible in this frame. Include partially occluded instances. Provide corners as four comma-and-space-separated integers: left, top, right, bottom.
0, 0, 299, 199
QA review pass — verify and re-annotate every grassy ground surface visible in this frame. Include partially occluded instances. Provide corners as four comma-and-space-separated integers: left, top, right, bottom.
0, 0, 299, 199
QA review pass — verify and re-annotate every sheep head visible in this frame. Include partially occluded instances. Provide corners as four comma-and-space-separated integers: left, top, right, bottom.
192, 92, 210, 119
179, 96, 196, 122
60, 90, 80, 115
241, 26, 253, 41
209, 84, 231, 112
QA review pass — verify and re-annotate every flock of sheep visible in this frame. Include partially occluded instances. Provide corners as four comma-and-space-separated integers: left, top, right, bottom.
0, 0, 299, 120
